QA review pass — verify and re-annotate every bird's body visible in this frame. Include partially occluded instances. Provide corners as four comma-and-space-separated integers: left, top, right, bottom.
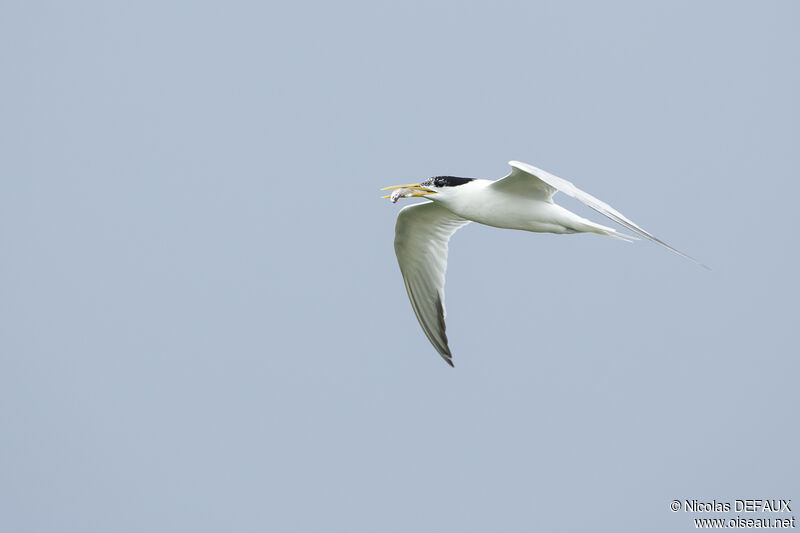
427, 178, 617, 235
383, 161, 703, 367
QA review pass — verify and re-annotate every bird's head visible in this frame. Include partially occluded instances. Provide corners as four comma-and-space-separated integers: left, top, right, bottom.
381, 176, 476, 203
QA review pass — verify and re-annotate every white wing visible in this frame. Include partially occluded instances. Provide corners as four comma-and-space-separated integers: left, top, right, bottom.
494, 161, 705, 266
394, 202, 470, 366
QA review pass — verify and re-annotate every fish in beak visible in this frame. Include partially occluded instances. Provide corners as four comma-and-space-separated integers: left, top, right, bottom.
381, 184, 436, 203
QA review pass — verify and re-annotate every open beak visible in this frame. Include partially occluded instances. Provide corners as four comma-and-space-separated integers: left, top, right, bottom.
380, 183, 436, 199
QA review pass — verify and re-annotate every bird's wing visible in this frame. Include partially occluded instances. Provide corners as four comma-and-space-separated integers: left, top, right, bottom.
394, 202, 471, 366
494, 160, 705, 266
489, 161, 559, 201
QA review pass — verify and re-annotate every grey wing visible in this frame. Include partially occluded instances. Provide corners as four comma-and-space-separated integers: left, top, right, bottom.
394, 202, 471, 366
488, 161, 558, 201
493, 160, 705, 266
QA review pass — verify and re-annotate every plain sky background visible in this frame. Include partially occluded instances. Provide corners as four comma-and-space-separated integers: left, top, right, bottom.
1, 1, 798, 531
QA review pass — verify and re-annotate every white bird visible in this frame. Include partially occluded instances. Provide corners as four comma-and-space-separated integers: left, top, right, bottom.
382, 160, 705, 367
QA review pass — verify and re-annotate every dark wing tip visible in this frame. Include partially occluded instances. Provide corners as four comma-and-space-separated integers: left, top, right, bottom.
435, 295, 454, 367
436, 341, 454, 367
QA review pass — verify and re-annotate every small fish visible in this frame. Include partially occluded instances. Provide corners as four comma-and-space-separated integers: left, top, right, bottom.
390, 187, 415, 204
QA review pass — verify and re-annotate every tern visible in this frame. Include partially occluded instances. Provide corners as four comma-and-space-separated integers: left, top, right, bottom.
382, 160, 704, 367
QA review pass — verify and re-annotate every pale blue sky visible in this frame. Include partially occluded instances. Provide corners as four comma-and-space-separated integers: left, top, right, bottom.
1, 1, 798, 531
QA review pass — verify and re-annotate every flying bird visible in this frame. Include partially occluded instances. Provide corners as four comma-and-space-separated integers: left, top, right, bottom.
382, 160, 705, 367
